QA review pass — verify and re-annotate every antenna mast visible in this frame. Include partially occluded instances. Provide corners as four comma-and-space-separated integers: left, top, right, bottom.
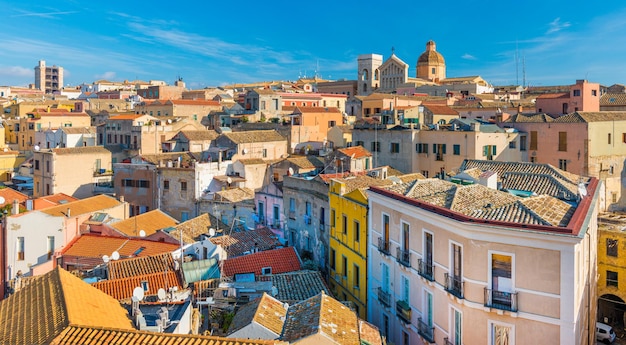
515, 41, 519, 86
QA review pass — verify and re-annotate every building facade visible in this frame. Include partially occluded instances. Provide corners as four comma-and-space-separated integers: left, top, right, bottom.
34, 60, 63, 94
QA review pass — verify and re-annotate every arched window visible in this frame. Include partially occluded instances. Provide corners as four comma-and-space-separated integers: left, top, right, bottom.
363, 83, 368, 92
374, 70, 379, 80
362, 69, 369, 81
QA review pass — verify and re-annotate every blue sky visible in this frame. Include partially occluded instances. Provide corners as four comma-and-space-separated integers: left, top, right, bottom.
1, 1, 626, 89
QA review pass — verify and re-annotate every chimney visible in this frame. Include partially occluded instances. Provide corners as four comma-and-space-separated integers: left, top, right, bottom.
12, 199, 19, 215
119, 195, 125, 203
517, 103, 523, 114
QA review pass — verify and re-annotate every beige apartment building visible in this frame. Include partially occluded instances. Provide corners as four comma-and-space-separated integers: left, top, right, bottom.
18, 108, 91, 151
367, 160, 599, 345
32, 146, 114, 198
34, 60, 63, 94
135, 99, 222, 122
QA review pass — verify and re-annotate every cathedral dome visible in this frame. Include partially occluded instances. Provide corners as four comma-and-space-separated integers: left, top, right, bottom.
417, 40, 445, 65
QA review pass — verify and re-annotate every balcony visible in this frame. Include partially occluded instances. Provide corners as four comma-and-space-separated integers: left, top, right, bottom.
377, 237, 390, 256
444, 273, 464, 299
377, 287, 390, 308
484, 288, 518, 312
417, 317, 434, 343
417, 258, 434, 281
396, 248, 411, 268
396, 300, 411, 324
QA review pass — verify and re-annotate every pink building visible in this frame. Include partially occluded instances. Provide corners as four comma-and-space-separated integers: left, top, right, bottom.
535, 79, 600, 116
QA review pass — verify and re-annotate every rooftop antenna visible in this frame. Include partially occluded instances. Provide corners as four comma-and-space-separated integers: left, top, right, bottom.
515, 40, 519, 86
522, 55, 526, 88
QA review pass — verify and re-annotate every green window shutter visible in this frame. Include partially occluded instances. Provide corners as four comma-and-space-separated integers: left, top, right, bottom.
442, 144, 447, 154
483, 145, 488, 157
492, 145, 497, 155
433, 144, 437, 154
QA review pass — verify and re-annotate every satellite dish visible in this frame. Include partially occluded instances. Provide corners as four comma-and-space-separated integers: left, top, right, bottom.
139, 229, 146, 237
102, 255, 110, 263
34, 145, 40, 152
0, 196, 5, 205
111, 251, 120, 261
133, 286, 145, 301
209, 228, 216, 237
242, 148, 248, 154
226, 177, 232, 185
166, 119, 172, 124
288, 167, 294, 176
157, 288, 167, 301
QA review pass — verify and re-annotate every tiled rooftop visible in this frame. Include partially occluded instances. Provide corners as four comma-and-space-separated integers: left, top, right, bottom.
213, 187, 255, 203
0, 268, 133, 345
222, 130, 285, 144
40, 194, 122, 217
424, 104, 458, 115
552, 111, 626, 123
210, 227, 282, 258
265, 270, 330, 304
179, 129, 219, 141
110, 209, 178, 237
280, 291, 360, 344
333, 175, 394, 195
108, 252, 176, 280
222, 247, 301, 277
51, 325, 288, 345
504, 113, 554, 123
60, 234, 180, 259
52, 146, 111, 155
338, 145, 372, 159
92, 271, 182, 301
286, 155, 325, 169
459, 159, 581, 185
0, 187, 28, 208
168, 213, 217, 244
32, 193, 78, 210
601, 93, 626, 106
228, 293, 287, 336
358, 320, 383, 345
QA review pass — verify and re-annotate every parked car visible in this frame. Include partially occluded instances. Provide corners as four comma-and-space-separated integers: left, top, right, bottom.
597, 322, 616, 344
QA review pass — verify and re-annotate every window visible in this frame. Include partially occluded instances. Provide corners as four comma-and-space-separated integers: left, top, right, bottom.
402, 275, 410, 302
262, 148, 267, 158
451, 308, 462, 345
453, 144, 460, 155
612, 192, 618, 204
355, 140, 364, 147
403, 331, 410, 345
508, 141, 516, 149
573, 89, 581, 97
342, 214, 348, 234
141, 280, 149, 292
421, 170, 429, 178
431, 67, 436, 74
139, 180, 150, 188
609, 133, 612, 145
354, 220, 360, 243
483, 145, 497, 160
607, 238, 618, 257
328, 120, 336, 127
17, 237, 24, 261
180, 181, 187, 191
342, 256, 348, 277
330, 248, 336, 270
34, 160, 40, 170
607, 270, 618, 287
416, 143, 428, 154
556, 131, 567, 151
383, 214, 390, 244
289, 198, 295, 212
559, 159, 567, 171
390, 142, 400, 153
330, 208, 336, 227
623, 133, 626, 143
122, 179, 135, 187
433, 144, 446, 160
353, 264, 360, 289
491, 323, 511, 345
592, 90, 597, 96
529, 131, 537, 150
402, 222, 409, 252
520, 136, 527, 151
163, 180, 169, 190
371, 141, 380, 152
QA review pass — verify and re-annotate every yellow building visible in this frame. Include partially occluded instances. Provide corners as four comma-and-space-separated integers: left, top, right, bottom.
328, 175, 393, 319
598, 213, 626, 326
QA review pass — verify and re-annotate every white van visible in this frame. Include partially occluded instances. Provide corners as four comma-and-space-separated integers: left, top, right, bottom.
596, 322, 616, 344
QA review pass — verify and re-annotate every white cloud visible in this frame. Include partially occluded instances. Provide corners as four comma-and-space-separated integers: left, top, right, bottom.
10, 10, 77, 18
461, 53, 477, 60
546, 17, 571, 34
95, 71, 117, 80
0, 66, 32, 77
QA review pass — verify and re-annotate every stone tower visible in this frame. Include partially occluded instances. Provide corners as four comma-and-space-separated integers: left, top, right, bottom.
357, 54, 383, 96
416, 40, 446, 82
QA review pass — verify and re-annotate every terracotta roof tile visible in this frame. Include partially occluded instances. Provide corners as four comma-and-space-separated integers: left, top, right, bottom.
51, 325, 288, 345
169, 213, 219, 244
286, 155, 324, 169
213, 187, 255, 203
228, 293, 287, 336
338, 145, 372, 159
41, 194, 122, 217
536, 92, 570, 99
60, 234, 180, 258
222, 247, 301, 277
222, 130, 286, 144
179, 129, 219, 141
424, 104, 459, 115
52, 146, 111, 155
553, 111, 626, 123
108, 114, 145, 121
110, 209, 178, 237
169, 99, 221, 106
0, 268, 133, 345
108, 253, 176, 280
0, 187, 28, 208
280, 291, 360, 344
359, 320, 383, 345
601, 93, 626, 106
210, 227, 282, 258
92, 271, 182, 301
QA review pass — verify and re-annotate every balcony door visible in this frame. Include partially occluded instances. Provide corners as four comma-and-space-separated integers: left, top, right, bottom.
424, 232, 433, 268
383, 214, 390, 244
452, 243, 462, 278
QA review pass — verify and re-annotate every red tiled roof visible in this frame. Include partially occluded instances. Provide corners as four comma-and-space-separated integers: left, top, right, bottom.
92, 271, 182, 301
338, 146, 372, 159
0, 188, 28, 207
222, 247, 301, 277
168, 99, 221, 106
424, 104, 458, 115
31, 193, 78, 210
109, 114, 145, 120
60, 234, 180, 258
